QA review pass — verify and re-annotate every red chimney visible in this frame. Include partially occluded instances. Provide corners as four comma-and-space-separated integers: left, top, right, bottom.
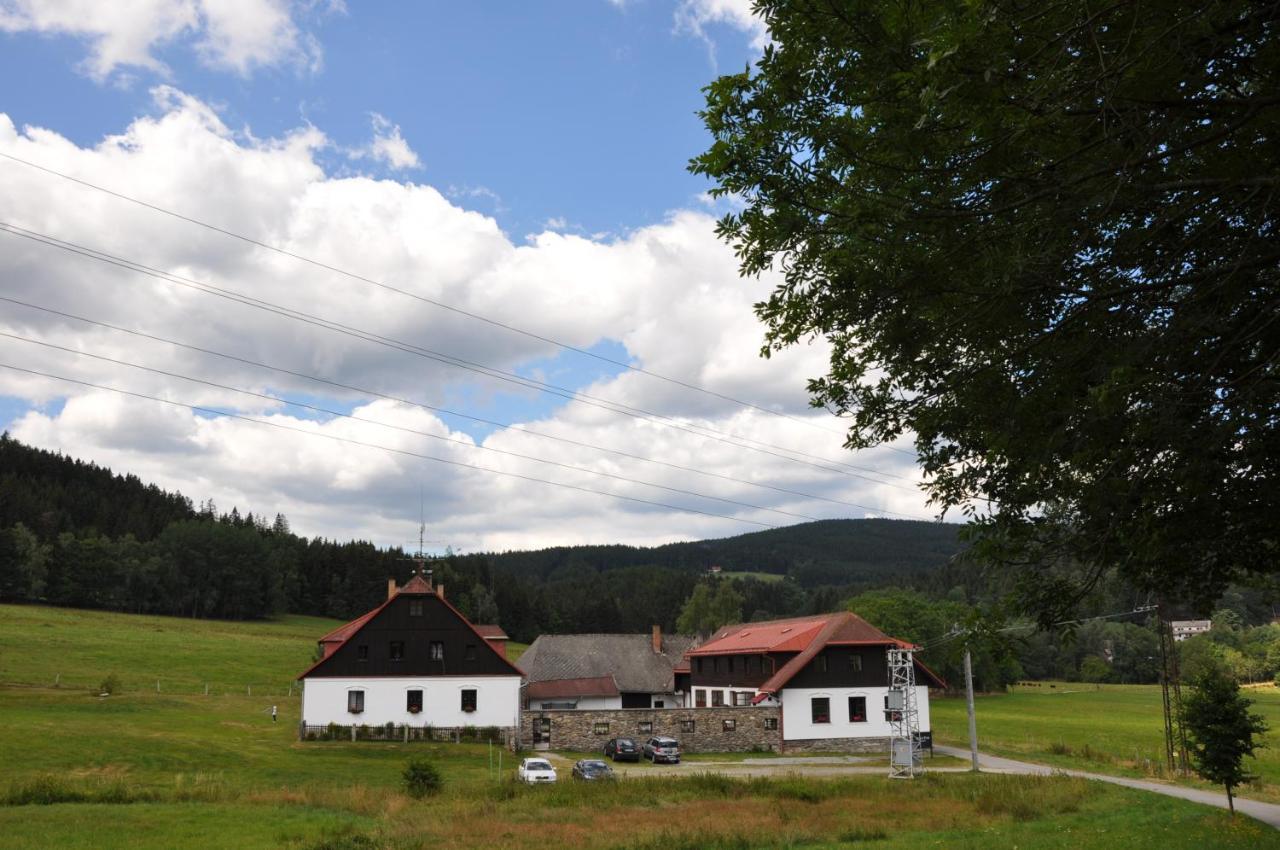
652, 624, 662, 653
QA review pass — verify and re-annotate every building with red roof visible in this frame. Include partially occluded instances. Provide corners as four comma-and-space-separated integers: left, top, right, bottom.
297, 574, 523, 732
684, 611, 945, 750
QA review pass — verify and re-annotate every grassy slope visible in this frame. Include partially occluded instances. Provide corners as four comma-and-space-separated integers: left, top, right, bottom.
931, 682, 1280, 802
2, 605, 1277, 849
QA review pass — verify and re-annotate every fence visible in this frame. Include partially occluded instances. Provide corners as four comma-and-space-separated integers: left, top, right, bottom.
10, 673, 305, 698
299, 722, 514, 745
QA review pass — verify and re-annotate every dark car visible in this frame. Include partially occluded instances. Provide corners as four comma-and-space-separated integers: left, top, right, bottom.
643, 736, 681, 764
572, 759, 616, 781
604, 737, 641, 762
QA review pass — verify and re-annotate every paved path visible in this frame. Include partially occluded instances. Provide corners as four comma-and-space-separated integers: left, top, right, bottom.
933, 744, 1280, 829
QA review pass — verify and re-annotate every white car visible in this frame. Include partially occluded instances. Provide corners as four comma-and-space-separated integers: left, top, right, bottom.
517, 757, 557, 784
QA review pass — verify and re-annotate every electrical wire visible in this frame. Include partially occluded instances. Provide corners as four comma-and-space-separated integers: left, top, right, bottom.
0, 330, 864, 522
0, 150, 861, 440
0, 220, 919, 486
0, 294, 928, 509
0, 361, 785, 530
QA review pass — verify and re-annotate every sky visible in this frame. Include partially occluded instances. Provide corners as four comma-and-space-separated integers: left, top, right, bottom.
0, 0, 940, 553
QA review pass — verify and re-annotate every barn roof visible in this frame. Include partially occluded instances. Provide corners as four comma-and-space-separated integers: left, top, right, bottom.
525, 675, 620, 700
519, 632, 698, 695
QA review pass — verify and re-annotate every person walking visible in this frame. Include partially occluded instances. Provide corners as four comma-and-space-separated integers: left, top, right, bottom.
271, 705, 278, 723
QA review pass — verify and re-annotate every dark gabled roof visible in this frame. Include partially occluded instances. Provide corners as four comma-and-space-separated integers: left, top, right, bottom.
297, 578, 524, 680
525, 676, 620, 700
519, 633, 698, 694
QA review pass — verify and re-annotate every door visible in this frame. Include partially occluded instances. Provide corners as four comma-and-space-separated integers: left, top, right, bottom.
532, 717, 551, 750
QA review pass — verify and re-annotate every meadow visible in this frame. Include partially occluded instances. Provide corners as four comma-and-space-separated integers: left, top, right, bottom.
931, 682, 1280, 802
2, 604, 1277, 848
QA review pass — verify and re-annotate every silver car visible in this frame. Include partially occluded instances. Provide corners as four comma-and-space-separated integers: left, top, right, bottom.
643, 736, 681, 764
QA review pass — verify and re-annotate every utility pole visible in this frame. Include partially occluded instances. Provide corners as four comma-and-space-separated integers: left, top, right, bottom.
964, 646, 979, 772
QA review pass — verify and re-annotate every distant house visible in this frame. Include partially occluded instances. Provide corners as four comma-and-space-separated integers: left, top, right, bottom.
520, 626, 697, 710
1170, 619, 1212, 642
685, 612, 945, 750
297, 575, 523, 730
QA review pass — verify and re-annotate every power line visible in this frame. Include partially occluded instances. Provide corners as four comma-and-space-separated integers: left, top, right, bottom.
0, 361, 783, 530
0, 295, 927, 510
0, 330, 859, 523
0, 220, 918, 486
0, 150, 858, 440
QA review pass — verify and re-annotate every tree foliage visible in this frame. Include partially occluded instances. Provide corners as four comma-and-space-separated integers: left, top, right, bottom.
677, 580, 746, 634
691, 1, 1280, 618
1183, 665, 1269, 812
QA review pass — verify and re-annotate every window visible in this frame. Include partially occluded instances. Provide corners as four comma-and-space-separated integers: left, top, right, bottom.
430, 641, 444, 661
713, 657, 721, 674
762, 717, 778, 731
461, 689, 477, 713
745, 655, 755, 674
653, 701, 664, 709
696, 658, 704, 674
849, 653, 863, 673
347, 690, 364, 714
811, 697, 830, 724
540, 701, 574, 709
815, 653, 827, 673
407, 689, 423, 714
723, 718, 736, 732
763, 656, 775, 675
726, 656, 734, 674
711, 690, 725, 707
409, 599, 424, 617
464, 644, 477, 661
733, 691, 753, 707
848, 696, 867, 723
638, 721, 653, 734
681, 719, 696, 733
356, 644, 368, 662
593, 722, 610, 735
695, 689, 707, 708
389, 641, 405, 662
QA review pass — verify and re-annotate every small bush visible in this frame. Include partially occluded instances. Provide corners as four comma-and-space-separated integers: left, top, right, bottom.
402, 757, 443, 798
98, 674, 121, 696
1048, 741, 1072, 756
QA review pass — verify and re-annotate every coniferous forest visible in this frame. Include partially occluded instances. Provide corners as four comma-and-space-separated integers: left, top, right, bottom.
3, 432, 1278, 692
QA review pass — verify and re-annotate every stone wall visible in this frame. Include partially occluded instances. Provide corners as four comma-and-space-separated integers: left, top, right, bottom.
782, 735, 891, 754
521, 706, 782, 753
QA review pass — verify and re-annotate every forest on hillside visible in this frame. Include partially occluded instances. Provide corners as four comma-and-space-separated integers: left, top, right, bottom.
3, 433, 1275, 691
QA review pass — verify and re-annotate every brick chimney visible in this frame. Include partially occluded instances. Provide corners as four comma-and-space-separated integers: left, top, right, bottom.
436, 584, 445, 600
652, 624, 662, 653
387, 578, 398, 600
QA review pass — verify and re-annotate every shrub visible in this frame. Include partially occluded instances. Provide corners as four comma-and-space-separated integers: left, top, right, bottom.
98, 674, 121, 696
402, 757, 443, 798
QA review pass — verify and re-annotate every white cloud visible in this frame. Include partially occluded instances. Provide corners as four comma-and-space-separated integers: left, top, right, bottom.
0, 0, 327, 80
346, 113, 421, 171
0, 90, 937, 550
675, 0, 770, 58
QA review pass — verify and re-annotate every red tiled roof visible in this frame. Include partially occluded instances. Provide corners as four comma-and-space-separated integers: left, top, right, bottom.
686, 612, 945, 693
474, 625, 509, 640
525, 676, 620, 700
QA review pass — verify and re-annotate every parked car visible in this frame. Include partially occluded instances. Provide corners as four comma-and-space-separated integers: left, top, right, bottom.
571, 759, 616, 781
643, 736, 681, 764
604, 737, 641, 762
517, 757, 558, 784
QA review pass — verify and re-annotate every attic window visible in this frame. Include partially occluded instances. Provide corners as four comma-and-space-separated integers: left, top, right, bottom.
389, 641, 405, 662
356, 645, 368, 662
430, 641, 445, 661
465, 644, 477, 661
409, 600, 424, 617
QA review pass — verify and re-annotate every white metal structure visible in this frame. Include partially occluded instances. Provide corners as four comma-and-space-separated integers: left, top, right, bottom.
887, 648, 922, 779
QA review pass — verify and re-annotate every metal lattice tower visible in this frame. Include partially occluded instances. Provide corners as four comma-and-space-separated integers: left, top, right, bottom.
887, 648, 922, 779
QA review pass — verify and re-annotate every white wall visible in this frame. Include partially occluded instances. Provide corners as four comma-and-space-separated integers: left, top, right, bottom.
302, 676, 521, 728
780, 686, 931, 741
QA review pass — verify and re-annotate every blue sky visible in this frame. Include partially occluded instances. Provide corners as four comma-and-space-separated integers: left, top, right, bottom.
0, 2, 757, 240
0, 2, 936, 549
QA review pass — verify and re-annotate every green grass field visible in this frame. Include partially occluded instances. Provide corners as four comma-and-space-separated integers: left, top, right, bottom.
931, 682, 1280, 802
2, 604, 1277, 848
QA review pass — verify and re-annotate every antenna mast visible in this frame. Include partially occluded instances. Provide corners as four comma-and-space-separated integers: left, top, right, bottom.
887, 647, 922, 779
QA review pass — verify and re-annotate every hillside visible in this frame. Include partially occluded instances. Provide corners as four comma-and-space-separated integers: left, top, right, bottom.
0, 434, 965, 639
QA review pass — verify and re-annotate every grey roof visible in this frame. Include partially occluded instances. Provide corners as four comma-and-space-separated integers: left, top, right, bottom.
519, 633, 698, 694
